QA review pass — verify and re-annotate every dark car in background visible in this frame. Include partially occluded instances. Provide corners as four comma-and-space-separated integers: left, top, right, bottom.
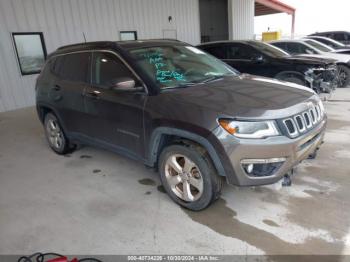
309, 31, 350, 45
306, 36, 350, 54
270, 39, 350, 88
36, 40, 326, 210
197, 40, 338, 93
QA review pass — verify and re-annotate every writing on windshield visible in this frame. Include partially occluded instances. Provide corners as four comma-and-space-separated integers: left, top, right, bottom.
141, 51, 186, 83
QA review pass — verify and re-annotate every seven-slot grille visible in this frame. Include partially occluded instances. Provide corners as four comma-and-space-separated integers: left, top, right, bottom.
282, 103, 324, 138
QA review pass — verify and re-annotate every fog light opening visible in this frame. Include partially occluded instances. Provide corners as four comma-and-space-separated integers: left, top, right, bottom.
246, 164, 254, 174
241, 158, 286, 177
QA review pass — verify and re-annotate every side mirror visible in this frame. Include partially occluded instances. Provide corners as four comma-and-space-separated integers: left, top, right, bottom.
251, 55, 265, 63
111, 77, 143, 92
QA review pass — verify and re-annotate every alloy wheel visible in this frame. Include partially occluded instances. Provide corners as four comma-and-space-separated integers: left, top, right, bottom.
46, 118, 64, 150
164, 154, 204, 202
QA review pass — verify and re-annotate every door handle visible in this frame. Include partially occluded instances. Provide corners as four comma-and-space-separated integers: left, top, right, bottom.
51, 84, 61, 91
85, 90, 101, 99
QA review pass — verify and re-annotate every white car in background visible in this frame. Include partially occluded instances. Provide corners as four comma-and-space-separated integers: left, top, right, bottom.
270, 39, 350, 87
305, 36, 350, 55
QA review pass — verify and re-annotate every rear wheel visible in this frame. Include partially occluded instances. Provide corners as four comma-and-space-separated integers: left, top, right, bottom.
158, 143, 224, 211
337, 65, 350, 88
44, 113, 73, 155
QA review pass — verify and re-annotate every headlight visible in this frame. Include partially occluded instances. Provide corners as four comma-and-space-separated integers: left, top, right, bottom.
219, 119, 280, 139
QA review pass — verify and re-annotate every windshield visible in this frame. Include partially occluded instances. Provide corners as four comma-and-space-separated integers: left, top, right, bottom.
327, 38, 345, 47
129, 45, 238, 89
314, 37, 344, 48
304, 40, 334, 52
249, 41, 290, 58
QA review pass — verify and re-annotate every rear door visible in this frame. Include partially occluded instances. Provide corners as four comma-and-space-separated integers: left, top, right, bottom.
49, 52, 91, 134
83, 51, 146, 159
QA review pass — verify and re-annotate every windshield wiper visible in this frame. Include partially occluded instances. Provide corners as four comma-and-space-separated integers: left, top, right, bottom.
198, 75, 225, 84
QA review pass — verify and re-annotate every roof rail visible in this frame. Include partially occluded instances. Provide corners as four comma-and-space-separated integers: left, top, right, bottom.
57, 41, 115, 50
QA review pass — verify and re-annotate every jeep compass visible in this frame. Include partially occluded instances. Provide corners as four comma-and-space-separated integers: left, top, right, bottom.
36, 40, 327, 210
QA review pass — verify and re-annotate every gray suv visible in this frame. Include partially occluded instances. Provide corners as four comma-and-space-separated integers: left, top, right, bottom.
36, 40, 327, 210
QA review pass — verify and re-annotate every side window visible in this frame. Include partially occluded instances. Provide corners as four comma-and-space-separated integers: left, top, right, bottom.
52, 56, 64, 76
327, 33, 334, 39
334, 33, 345, 41
226, 44, 258, 60
52, 53, 90, 83
204, 46, 227, 59
92, 52, 137, 88
300, 44, 317, 54
286, 43, 315, 55
285, 43, 300, 54
272, 42, 286, 50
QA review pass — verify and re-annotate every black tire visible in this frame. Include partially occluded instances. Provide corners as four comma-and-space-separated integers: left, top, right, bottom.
44, 113, 73, 155
158, 143, 224, 211
337, 65, 350, 88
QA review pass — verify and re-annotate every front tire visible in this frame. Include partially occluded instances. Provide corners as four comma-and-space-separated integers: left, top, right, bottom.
44, 113, 73, 155
158, 144, 224, 211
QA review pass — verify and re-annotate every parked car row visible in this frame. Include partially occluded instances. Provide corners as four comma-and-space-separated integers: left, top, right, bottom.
306, 36, 350, 54
269, 39, 350, 88
309, 31, 350, 45
36, 39, 327, 210
197, 40, 340, 93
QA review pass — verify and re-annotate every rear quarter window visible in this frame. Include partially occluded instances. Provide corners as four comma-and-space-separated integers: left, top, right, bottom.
52, 52, 90, 83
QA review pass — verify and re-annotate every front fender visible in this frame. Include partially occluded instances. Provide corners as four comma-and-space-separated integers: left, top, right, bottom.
146, 127, 228, 178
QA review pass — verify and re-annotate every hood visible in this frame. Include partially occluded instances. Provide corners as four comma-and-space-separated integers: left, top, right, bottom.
158, 74, 317, 120
332, 49, 350, 55
281, 55, 337, 65
298, 53, 350, 63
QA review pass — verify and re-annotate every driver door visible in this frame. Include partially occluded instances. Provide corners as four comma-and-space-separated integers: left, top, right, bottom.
83, 51, 146, 159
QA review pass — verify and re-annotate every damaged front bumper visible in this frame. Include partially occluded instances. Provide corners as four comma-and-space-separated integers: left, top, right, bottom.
305, 64, 338, 93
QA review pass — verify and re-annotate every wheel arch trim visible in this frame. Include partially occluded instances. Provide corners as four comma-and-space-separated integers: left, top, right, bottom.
147, 127, 226, 177
36, 103, 68, 134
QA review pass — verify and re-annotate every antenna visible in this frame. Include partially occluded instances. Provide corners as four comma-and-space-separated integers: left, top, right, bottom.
83, 32, 87, 43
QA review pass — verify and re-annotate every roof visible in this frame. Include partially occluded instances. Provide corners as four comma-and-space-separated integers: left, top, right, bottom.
50, 39, 185, 57
116, 39, 184, 49
197, 40, 257, 46
310, 31, 350, 35
255, 0, 295, 16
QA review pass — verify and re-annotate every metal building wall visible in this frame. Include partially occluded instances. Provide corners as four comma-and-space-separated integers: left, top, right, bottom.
0, 0, 200, 112
228, 0, 254, 40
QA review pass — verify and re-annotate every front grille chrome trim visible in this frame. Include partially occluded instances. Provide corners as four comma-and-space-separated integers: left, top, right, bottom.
282, 104, 324, 138
294, 115, 306, 132
303, 112, 313, 128
283, 118, 298, 137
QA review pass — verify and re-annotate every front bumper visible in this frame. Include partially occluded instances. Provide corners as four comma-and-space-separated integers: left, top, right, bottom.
311, 64, 339, 93
213, 118, 327, 186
